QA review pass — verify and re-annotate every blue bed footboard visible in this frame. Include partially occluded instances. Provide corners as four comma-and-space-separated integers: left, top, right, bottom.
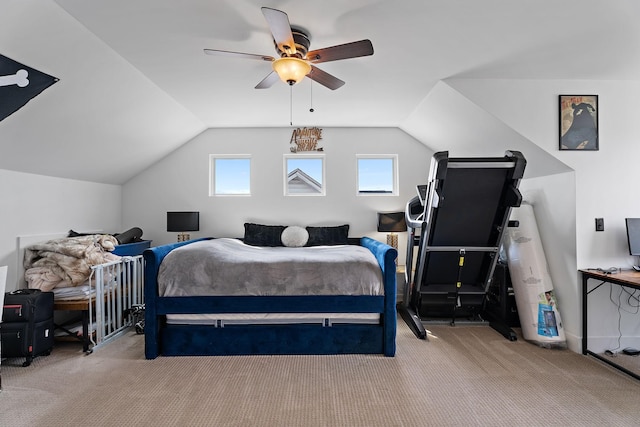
143, 237, 397, 358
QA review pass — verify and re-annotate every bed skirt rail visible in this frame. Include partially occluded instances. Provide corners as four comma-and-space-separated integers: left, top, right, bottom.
89, 255, 144, 349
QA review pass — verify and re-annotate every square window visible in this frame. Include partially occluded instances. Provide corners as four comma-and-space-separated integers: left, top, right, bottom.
210, 155, 251, 196
357, 155, 397, 195
284, 155, 325, 196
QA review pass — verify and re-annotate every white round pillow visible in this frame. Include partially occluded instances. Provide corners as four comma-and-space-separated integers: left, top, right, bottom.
281, 226, 309, 247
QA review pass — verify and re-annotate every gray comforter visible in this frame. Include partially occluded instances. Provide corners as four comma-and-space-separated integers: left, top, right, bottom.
158, 238, 384, 297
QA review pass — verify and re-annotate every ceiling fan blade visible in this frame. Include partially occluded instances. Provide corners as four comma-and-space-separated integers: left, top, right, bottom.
307, 39, 374, 64
204, 49, 274, 62
255, 71, 280, 89
307, 65, 345, 90
261, 7, 296, 55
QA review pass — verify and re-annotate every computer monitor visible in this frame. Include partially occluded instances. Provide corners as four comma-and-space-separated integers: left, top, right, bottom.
624, 218, 640, 256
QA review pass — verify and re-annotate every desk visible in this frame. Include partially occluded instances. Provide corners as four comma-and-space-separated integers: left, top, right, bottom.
580, 269, 640, 380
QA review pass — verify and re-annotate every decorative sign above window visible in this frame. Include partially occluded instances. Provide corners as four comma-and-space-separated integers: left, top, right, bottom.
290, 127, 323, 153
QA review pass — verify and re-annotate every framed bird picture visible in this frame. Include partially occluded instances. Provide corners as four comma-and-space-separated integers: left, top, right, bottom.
559, 95, 598, 151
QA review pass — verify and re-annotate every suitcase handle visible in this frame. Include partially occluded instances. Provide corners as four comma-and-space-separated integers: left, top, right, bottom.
9, 289, 41, 295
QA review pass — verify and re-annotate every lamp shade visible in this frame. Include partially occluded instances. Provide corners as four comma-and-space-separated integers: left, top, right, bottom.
377, 211, 407, 233
272, 57, 311, 85
167, 211, 199, 232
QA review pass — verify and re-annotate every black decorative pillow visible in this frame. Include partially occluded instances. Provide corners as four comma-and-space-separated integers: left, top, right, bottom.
306, 224, 349, 246
243, 223, 286, 247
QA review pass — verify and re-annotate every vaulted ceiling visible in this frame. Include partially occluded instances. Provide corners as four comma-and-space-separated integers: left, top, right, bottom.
1, 1, 639, 184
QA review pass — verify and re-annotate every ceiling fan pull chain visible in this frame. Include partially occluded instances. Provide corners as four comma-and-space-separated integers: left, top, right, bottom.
290, 85, 293, 126
310, 80, 314, 113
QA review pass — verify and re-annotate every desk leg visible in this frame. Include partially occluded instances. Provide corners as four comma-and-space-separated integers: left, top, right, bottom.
582, 274, 588, 355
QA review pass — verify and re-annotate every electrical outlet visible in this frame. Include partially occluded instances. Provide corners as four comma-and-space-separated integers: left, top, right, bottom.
595, 218, 604, 231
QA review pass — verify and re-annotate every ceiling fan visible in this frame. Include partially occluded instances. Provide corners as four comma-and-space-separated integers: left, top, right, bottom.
204, 7, 374, 90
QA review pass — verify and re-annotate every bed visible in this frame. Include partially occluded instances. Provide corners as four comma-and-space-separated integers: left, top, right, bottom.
22, 234, 146, 352
143, 227, 398, 358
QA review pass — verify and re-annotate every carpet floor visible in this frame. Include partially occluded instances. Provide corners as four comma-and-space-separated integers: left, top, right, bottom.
1, 317, 639, 426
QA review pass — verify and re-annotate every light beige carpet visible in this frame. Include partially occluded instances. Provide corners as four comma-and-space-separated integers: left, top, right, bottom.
1, 318, 639, 427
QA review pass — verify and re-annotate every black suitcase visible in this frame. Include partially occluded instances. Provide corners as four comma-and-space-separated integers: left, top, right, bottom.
2, 289, 54, 366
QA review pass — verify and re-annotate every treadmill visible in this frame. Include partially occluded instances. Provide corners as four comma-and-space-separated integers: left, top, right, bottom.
398, 150, 526, 339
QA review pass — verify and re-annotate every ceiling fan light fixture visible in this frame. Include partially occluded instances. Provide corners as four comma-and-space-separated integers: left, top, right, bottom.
272, 57, 311, 85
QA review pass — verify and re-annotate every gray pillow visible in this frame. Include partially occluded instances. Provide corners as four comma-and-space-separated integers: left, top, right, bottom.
281, 226, 309, 247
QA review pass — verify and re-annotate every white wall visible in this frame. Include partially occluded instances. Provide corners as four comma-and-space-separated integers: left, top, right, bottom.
0, 169, 122, 292
122, 127, 432, 255
439, 79, 640, 353
447, 79, 640, 266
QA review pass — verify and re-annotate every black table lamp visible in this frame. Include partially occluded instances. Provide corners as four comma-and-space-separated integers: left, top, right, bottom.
377, 211, 407, 250
167, 211, 199, 242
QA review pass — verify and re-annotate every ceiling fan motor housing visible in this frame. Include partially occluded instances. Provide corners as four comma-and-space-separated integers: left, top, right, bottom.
276, 26, 311, 59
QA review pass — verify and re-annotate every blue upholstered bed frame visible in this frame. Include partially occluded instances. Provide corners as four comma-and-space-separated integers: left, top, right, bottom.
143, 237, 397, 358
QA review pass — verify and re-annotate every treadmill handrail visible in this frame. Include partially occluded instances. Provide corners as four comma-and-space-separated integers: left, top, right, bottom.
405, 195, 424, 229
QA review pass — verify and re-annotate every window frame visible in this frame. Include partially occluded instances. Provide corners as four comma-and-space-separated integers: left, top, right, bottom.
283, 154, 326, 196
209, 154, 252, 197
356, 154, 399, 196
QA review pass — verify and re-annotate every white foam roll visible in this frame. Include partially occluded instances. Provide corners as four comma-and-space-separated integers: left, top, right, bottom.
504, 203, 566, 346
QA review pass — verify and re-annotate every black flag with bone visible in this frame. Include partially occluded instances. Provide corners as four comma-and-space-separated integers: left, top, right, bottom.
0, 54, 58, 122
